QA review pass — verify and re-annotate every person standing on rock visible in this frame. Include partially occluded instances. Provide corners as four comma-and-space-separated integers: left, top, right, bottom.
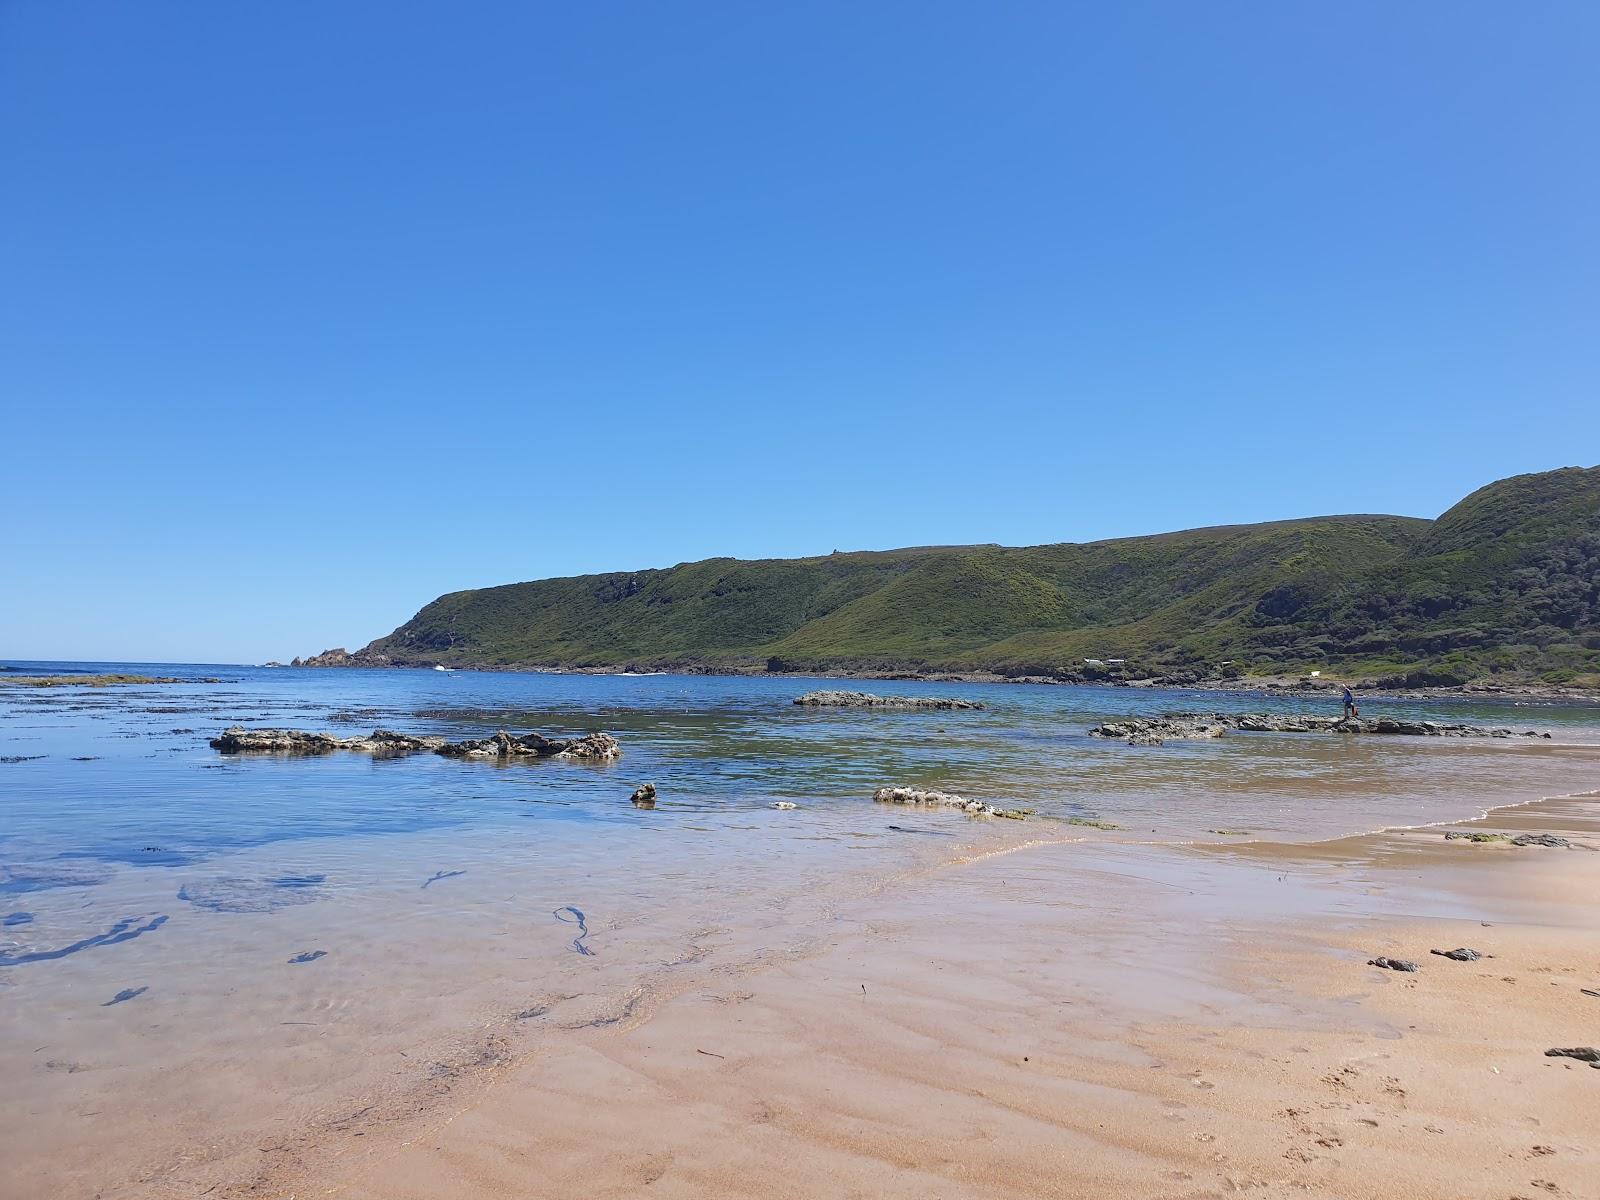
1341, 685, 1358, 720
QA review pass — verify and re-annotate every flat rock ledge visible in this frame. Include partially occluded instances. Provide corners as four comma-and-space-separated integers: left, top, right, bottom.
795, 691, 985, 711
872, 786, 1026, 819
209, 728, 445, 754
211, 727, 620, 762
1092, 712, 1551, 743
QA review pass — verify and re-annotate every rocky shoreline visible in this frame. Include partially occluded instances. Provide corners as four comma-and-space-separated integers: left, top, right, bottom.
285, 648, 1600, 706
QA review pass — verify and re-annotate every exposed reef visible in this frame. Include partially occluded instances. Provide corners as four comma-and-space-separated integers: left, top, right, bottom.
209, 726, 621, 762
872, 786, 1027, 819
1091, 712, 1552, 743
794, 691, 985, 711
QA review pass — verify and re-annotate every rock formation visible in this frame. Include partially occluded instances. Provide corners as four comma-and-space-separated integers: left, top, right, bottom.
871, 786, 1026, 819
794, 691, 985, 711
211, 727, 620, 762
289, 647, 397, 668
434, 730, 622, 761
209, 727, 445, 754
1090, 717, 1230, 742
1367, 957, 1420, 972
1092, 712, 1551, 742
630, 782, 657, 808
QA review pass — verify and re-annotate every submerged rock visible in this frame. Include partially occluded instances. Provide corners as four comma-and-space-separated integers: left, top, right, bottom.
794, 691, 985, 711
178, 876, 326, 913
1430, 947, 1483, 962
630, 782, 657, 808
772, 801, 799, 809
1367, 957, 1420, 972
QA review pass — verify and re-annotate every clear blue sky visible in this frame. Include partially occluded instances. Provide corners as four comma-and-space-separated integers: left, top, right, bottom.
2, 2, 1596, 663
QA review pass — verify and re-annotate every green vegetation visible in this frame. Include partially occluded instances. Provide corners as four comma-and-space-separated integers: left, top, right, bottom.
1065, 817, 1121, 830
0, 674, 180, 687
358, 466, 1600, 687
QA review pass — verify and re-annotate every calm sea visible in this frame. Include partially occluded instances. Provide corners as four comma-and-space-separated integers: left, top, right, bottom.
3, 661, 1598, 1197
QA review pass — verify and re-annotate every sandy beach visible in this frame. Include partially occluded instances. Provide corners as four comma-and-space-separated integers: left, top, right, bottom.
74, 790, 1591, 1200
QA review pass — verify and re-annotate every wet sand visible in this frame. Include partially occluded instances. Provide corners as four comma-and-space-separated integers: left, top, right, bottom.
57, 792, 1587, 1200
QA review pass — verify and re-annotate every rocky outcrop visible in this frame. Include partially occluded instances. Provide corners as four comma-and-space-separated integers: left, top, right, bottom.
1544, 1047, 1600, 1063
435, 730, 622, 761
210, 727, 446, 754
1343, 716, 1549, 738
1509, 832, 1572, 848
1368, 957, 1419, 972
630, 782, 657, 808
872, 786, 1027, 819
1441, 831, 1575, 848
290, 647, 398, 668
795, 691, 985, 711
1093, 712, 1552, 742
211, 726, 619, 761
1090, 717, 1230, 742
1431, 947, 1483, 961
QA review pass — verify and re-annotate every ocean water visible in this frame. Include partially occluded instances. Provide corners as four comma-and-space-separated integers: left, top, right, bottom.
3, 662, 1599, 1197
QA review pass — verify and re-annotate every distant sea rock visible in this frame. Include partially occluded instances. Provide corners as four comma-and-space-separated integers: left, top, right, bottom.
289, 647, 396, 668
794, 691, 985, 711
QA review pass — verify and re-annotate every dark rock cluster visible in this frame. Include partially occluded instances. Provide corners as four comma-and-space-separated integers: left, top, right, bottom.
210, 727, 620, 762
794, 691, 985, 711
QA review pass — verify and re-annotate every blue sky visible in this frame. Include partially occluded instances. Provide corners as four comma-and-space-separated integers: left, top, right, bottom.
2, 2, 1596, 663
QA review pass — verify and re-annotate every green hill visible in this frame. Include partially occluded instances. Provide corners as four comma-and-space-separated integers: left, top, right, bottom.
329, 466, 1600, 686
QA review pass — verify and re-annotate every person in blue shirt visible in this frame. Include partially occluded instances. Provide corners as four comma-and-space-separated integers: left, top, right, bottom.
1341, 685, 1358, 719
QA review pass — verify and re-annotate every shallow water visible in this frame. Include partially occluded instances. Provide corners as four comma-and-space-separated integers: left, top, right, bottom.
2, 662, 1599, 1198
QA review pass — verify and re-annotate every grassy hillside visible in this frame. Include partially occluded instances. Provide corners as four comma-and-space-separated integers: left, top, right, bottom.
352, 466, 1600, 685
